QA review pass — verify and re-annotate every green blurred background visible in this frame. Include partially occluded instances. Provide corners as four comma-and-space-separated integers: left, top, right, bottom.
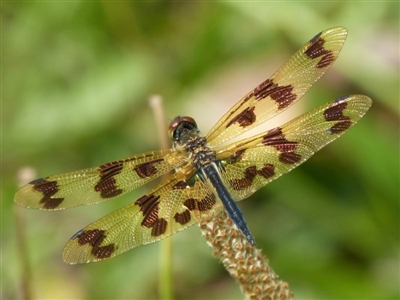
3, 2, 399, 299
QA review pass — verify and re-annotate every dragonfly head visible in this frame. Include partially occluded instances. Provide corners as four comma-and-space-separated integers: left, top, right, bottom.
168, 116, 200, 146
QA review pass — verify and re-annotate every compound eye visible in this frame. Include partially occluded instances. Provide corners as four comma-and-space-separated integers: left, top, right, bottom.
168, 117, 180, 137
180, 116, 197, 127
168, 116, 198, 141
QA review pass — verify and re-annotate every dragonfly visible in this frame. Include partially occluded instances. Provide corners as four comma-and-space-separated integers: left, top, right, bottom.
15, 27, 372, 264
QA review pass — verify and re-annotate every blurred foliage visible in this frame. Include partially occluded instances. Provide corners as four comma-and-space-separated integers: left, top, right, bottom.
2, 2, 399, 300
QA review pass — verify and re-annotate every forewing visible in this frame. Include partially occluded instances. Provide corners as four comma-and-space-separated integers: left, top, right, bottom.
215, 95, 372, 201
14, 150, 185, 210
62, 170, 223, 264
206, 27, 348, 147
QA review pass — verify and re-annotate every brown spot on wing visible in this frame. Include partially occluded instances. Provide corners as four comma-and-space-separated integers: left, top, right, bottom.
94, 162, 123, 198
324, 99, 352, 134
305, 35, 335, 68
30, 178, 64, 209
230, 149, 246, 162
183, 198, 196, 211
279, 152, 302, 164
151, 218, 167, 236
134, 159, 164, 178
136, 195, 160, 226
324, 100, 348, 121
262, 127, 301, 164
174, 210, 191, 225
230, 166, 257, 190
329, 121, 352, 134
226, 106, 256, 128
135, 194, 167, 236
253, 79, 296, 109
98, 161, 123, 180
218, 92, 255, 131
173, 174, 198, 190
94, 178, 122, 198
184, 194, 216, 212
73, 229, 115, 260
173, 181, 186, 189
198, 195, 216, 211
257, 164, 275, 179
230, 164, 276, 191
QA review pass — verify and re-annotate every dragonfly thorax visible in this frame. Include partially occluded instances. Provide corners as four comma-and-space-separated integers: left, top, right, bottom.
186, 137, 216, 169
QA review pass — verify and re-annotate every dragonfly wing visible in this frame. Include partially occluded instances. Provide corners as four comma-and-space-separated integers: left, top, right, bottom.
215, 95, 372, 201
206, 27, 348, 146
14, 149, 187, 210
62, 170, 223, 264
